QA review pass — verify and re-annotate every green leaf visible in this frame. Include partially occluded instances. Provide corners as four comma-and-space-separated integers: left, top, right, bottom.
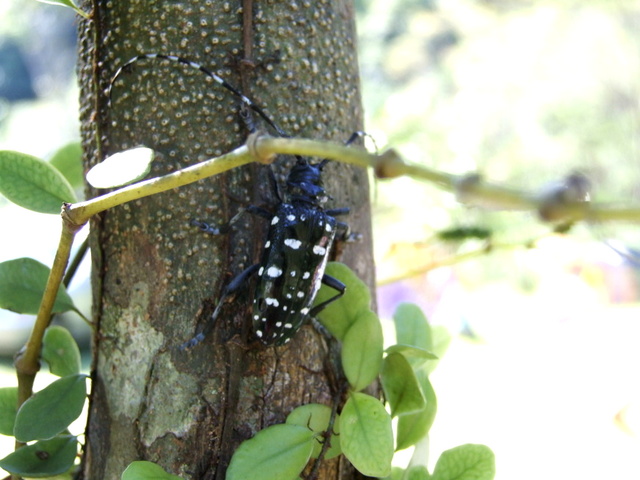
35, 0, 89, 19
315, 262, 371, 340
385, 344, 438, 363
122, 461, 182, 480
393, 303, 431, 351
0, 150, 76, 213
431, 444, 495, 480
396, 372, 437, 451
426, 326, 452, 373
49, 142, 84, 191
286, 404, 341, 459
341, 311, 383, 391
0, 387, 18, 435
37, 0, 79, 9
226, 424, 315, 480
406, 465, 430, 480
393, 303, 450, 374
0, 258, 76, 315
14, 374, 87, 442
42, 326, 81, 377
340, 392, 393, 477
387, 466, 407, 480
86, 147, 154, 188
381, 353, 426, 417
0, 435, 77, 477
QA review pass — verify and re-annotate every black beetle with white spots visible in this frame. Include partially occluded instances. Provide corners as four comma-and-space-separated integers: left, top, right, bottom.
110, 53, 358, 346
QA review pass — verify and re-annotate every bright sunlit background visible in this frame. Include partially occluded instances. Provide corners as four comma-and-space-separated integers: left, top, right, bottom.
2, 1, 640, 479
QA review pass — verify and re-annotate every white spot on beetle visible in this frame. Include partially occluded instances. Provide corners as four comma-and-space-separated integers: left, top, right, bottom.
284, 323, 293, 329
267, 266, 283, 277
265, 297, 279, 307
301, 307, 310, 315
264, 240, 271, 248
325, 223, 332, 232
256, 330, 263, 338
284, 238, 302, 249
287, 214, 296, 221
297, 291, 305, 298
253, 314, 259, 320
276, 321, 282, 327
313, 245, 326, 255
302, 271, 311, 279
271, 216, 280, 225
290, 271, 297, 277
258, 266, 264, 276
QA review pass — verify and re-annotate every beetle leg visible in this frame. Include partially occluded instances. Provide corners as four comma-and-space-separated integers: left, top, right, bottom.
245, 205, 273, 219
191, 205, 272, 235
325, 208, 359, 243
332, 219, 361, 244
345, 130, 378, 151
267, 167, 283, 203
325, 207, 349, 217
191, 219, 225, 235
181, 263, 261, 349
309, 274, 346, 317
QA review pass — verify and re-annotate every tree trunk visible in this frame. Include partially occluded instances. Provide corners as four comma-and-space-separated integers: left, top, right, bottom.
76, 1, 373, 479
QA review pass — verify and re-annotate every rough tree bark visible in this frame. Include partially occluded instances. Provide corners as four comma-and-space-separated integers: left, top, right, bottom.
77, 1, 374, 479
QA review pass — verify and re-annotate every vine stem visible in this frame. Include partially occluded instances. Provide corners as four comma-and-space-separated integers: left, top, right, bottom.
255, 136, 640, 223
66, 141, 259, 225
13, 216, 82, 429
64, 134, 640, 227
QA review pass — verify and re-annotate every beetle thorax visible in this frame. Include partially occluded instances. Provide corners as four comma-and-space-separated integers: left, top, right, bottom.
285, 159, 329, 207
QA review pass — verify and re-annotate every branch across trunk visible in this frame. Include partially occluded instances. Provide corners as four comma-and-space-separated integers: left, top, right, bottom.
77, 1, 374, 478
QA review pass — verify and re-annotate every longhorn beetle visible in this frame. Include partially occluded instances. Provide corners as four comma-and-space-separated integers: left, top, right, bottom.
109, 53, 359, 346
